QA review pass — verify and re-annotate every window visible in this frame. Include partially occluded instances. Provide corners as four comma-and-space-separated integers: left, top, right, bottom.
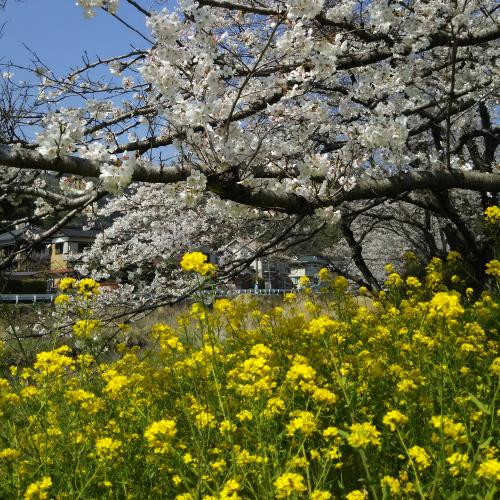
54, 243, 64, 255
78, 243, 89, 252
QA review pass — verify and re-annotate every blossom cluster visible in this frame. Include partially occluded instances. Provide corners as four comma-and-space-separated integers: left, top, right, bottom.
36, 109, 85, 159
76, 0, 119, 18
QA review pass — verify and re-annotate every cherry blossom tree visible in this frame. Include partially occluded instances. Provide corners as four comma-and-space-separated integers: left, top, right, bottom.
0, 0, 499, 304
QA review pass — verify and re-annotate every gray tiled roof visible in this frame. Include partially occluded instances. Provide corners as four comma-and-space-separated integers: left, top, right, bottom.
0, 226, 98, 246
53, 228, 99, 238
0, 228, 25, 244
0, 226, 42, 246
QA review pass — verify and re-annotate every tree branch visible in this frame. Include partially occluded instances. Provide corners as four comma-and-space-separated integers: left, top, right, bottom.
3, 146, 500, 214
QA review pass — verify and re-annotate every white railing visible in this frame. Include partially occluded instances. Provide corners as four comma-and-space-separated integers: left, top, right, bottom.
214, 288, 294, 296
0, 294, 55, 304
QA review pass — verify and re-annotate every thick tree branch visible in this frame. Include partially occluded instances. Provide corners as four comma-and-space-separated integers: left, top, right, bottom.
0, 145, 189, 184
340, 170, 500, 204
3, 145, 500, 215
340, 214, 381, 291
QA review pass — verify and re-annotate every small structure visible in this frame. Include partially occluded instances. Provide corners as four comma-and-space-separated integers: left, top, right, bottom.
0, 225, 98, 292
289, 255, 331, 288
50, 227, 98, 273
254, 258, 292, 290
0, 225, 50, 272
223, 239, 293, 290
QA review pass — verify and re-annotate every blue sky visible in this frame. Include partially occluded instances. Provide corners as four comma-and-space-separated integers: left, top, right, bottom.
1, 0, 155, 74
1, 1, 178, 144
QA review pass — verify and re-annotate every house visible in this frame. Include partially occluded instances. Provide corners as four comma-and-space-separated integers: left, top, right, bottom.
0, 225, 98, 292
254, 258, 293, 290
289, 254, 331, 287
0, 225, 50, 274
222, 239, 293, 290
49, 227, 99, 274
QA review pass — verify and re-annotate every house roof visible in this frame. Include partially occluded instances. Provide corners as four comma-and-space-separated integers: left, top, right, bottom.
0, 228, 24, 245
0, 225, 98, 247
292, 255, 331, 264
52, 227, 99, 239
0, 225, 42, 246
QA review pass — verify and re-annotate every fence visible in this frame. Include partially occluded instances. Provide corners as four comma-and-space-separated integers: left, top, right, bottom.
214, 288, 295, 296
0, 294, 55, 304
0, 289, 297, 305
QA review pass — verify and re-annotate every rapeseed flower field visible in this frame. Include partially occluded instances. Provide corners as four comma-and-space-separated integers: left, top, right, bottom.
1, 236, 499, 498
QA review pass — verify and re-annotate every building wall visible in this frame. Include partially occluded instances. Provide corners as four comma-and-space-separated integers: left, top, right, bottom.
50, 251, 68, 272
289, 263, 327, 286
50, 238, 93, 272
50, 239, 70, 272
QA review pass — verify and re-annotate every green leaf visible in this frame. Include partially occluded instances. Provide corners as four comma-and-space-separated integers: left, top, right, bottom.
467, 394, 491, 415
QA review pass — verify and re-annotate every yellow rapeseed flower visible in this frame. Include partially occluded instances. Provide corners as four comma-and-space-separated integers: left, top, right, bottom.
263, 397, 286, 418
346, 490, 367, 500
408, 446, 431, 470
333, 275, 349, 291
446, 452, 470, 476
219, 420, 237, 433
236, 410, 253, 422
381, 476, 401, 495
220, 479, 240, 500
306, 316, 337, 337
318, 267, 329, 280
490, 357, 500, 376
312, 387, 337, 405
428, 292, 464, 318
58, 277, 76, 291
286, 357, 316, 385
72, 319, 101, 338
447, 250, 462, 262
484, 205, 500, 224
24, 476, 52, 500
144, 419, 177, 454
102, 369, 130, 397
274, 472, 307, 498
95, 437, 122, 461
195, 410, 216, 429
298, 276, 310, 288
404, 250, 417, 261
322, 426, 340, 439
383, 410, 408, 431
180, 252, 217, 276
310, 491, 332, 500
347, 422, 381, 448
76, 277, 100, 297
406, 276, 421, 288
0, 448, 20, 460
214, 298, 234, 314
430, 415, 467, 443
485, 259, 500, 278
286, 410, 316, 436
476, 458, 500, 482
386, 272, 403, 287
33, 346, 74, 376
54, 293, 70, 305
